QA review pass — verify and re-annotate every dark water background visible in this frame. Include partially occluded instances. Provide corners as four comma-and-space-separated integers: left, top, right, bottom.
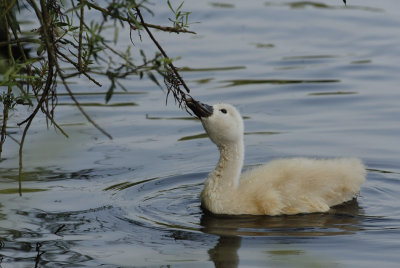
1, 0, 400, 267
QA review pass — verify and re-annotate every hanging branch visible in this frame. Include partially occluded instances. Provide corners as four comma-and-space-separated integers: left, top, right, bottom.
0, 12, 13, 159
85, 2, 196, 35
1, 0, 198, 161
135, 7, 193, 109
78, 0, 85, 72
1, 0, 199, 194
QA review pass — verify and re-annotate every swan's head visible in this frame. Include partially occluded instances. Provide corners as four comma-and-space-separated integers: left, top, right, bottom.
187, 99, 244, 146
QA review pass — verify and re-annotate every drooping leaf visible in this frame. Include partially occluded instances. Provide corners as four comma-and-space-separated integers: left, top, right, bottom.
147, 72, 162, 88
105, 77, 116, 103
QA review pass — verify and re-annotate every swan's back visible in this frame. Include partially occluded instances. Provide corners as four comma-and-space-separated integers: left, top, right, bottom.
233, 157, 366, 215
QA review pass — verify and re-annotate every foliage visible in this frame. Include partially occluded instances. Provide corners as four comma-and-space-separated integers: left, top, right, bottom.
0, 0, 194, 194
167, 0, 192, 30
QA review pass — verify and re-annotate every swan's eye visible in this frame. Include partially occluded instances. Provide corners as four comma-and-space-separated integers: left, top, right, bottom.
220, 109, 227, 114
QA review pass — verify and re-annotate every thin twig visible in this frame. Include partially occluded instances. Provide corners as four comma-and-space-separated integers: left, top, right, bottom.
7, 11, 34, 96
0, 38, 40, 46
34, 242, 45, 268
58, 71, 113, 139
41, 109, 69, 138
0, 0, 17, 20
56, 49, 102, 86
17, 0, 57, 195
135, 7, 191, 101
0, 12, 14, 159
78, 0, 84, 71
17, 79, 55, 127
54, 224, 66, 235
130, 22, 196, 34
85, 2, 196, 34
6, 133, 21, 145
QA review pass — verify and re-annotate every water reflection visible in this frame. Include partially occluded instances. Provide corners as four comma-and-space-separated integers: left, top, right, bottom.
0, 168, 398, 267
201, 200, 362, 268
220, 79, 340, 88
208, 236, 241, 268
264, 1, 384, 12
116, 171, 367, 267
308, 91, 357, 96
201, 200, 362, 237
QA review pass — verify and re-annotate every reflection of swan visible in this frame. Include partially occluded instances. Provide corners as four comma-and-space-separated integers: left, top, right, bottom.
200, 200, 361, 268
187, 99, 366, 215
200, 199, 362, 236
208, 235, 241, 268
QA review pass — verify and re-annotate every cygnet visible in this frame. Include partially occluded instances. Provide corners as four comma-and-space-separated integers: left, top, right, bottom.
187, 99, 366, 215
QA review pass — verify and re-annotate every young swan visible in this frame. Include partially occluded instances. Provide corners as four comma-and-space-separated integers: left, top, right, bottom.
187, 99, 366, 216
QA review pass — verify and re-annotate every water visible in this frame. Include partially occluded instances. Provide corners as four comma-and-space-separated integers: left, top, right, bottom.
1, 0, 400, 267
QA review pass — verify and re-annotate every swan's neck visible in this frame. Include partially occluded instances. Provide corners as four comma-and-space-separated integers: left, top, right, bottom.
209, 140, 244, 189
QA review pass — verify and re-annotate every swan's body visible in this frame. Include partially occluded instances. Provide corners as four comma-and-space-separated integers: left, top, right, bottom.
187, 99, 366, 216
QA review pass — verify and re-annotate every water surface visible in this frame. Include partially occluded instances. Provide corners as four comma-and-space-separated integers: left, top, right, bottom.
1, 0, 400, 267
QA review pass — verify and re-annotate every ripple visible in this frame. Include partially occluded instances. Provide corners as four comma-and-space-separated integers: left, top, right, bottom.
117, 173, 205, 232
111, 173, 376, 238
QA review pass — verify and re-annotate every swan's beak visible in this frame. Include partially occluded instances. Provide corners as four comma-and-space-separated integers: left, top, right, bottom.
186, 98, 213, 118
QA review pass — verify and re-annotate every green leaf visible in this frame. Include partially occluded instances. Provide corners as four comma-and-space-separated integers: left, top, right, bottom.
140, 49, 147, 62
56, 22, 69, 27
2, 65, 15, 81
114, 26, 119, 44
128, 10, 141, 29
177, 2, 185, 12
167, 0, 174, 13
37, 44, 45, 56
116, 81, 128, 92
105, 78, 116, 103
147, 72, 162, 88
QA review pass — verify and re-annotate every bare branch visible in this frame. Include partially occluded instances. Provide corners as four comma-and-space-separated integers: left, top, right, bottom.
85, 2, 196, 34
57, 70, 113, 140
56, 49, 102, 86
135, 7, 192, 109
78, 0, 85, 71
0, 38, 40, 47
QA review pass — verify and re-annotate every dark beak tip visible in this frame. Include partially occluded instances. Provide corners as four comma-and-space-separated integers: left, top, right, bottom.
186, 99, 213, 118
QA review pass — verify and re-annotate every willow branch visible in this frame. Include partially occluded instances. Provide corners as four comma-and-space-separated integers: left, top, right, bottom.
7, 11, 35, 98
130, 22, 196, 34
135, 7, 191, 97
85, 2, 196, 34
56, 48, 102, 86
17, 0, 56, 126
78, 0, 84, 71
0, 0, 17, 19
0, 38, 40, 46
17, 0, 64, 195
6, 133, 20, 145
57, 70, 112, 140
0, 13, 13, 159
